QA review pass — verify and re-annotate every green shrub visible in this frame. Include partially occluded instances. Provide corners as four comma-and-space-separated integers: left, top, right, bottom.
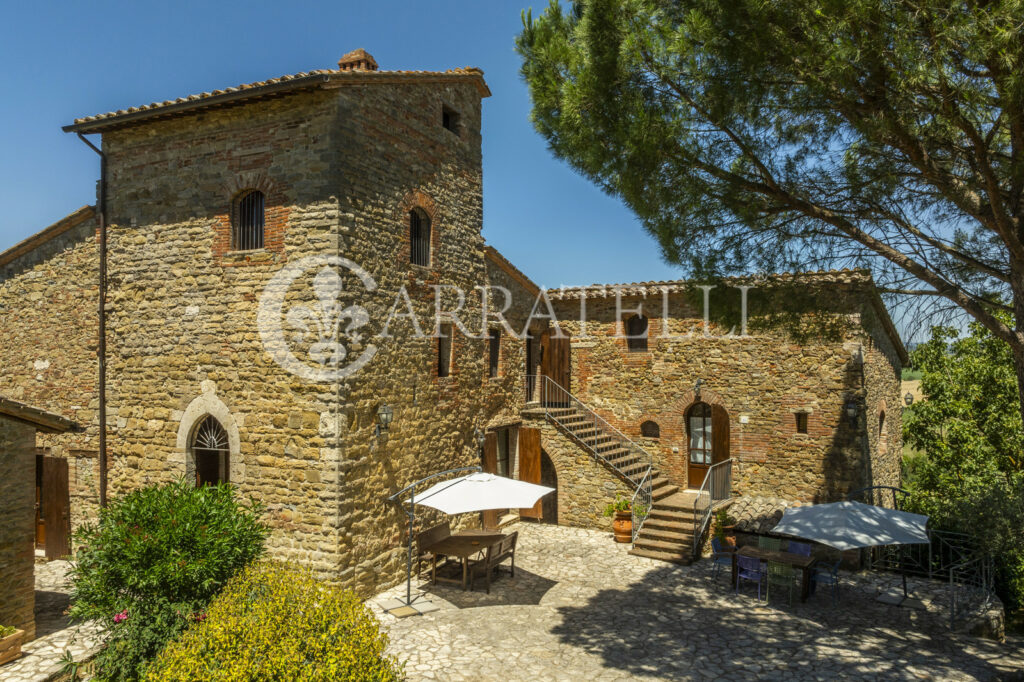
0, 625, 17, 638
69, 479, 268, 681
145, 562, 404, 681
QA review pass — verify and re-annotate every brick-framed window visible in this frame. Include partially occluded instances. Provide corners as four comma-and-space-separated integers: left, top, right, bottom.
640, 420, 660, 439
410, 208, 431, 267
795, 412, 809, 434
437, 323, 453, 377
232, 189, 265, 251
488, 328, 501, 378
626, 314, 649, 352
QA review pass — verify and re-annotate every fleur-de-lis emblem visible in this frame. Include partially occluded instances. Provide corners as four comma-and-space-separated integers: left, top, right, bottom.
284, 267, 370, 368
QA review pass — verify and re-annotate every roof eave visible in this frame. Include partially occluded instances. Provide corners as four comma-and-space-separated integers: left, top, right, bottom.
0, 397, 82, 434
63, 73, 334, 134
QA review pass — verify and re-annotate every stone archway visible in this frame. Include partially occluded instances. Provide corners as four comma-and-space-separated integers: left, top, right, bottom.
540, 449, 558, 524
174, 381, 244, 484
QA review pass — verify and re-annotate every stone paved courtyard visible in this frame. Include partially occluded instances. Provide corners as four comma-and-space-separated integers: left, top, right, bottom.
371, 523, 1024, 681
0, 561, 101, 682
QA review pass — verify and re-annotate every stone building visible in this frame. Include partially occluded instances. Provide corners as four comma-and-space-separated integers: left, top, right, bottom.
0, 49, 905, 591
0, 397, 79, 641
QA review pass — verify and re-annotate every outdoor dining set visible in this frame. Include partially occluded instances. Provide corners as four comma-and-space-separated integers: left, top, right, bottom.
710, 536, 841, 605
415, 520, 518, 593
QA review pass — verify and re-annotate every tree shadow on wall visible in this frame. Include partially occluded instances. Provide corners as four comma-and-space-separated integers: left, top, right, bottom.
549, 562, 1014, 679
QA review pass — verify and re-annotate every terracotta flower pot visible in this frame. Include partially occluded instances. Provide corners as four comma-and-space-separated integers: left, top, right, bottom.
0, 629, 25, 666
612, 510, 632, 543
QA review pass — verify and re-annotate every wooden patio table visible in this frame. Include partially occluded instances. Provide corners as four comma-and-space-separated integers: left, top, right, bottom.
426, 530, 506, 591
732, 545, 818, 602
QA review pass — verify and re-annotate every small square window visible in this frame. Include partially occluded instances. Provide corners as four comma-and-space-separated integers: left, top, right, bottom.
442, 105, 460, 135
795, 412, 808, 434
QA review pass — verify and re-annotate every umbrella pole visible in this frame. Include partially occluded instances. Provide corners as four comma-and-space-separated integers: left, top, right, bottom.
406, 486, 416, 606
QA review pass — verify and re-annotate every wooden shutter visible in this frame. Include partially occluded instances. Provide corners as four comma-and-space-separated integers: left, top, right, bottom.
711, 405, 730, 464
482, 432, 499, 529
42, 456, 71, 560
540, 328, 571, 401
518, 427, 543, 519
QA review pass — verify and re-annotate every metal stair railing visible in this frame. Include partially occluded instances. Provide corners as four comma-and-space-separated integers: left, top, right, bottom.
532, 375, 652, 486
527, 375, 654, 540
691, 458, 734, 559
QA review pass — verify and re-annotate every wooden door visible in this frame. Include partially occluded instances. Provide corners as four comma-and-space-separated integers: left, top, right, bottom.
711, 405, 730, 464
518, 427, 543, 519
41, 456, 71, 559
481, 432, 499, 529
540, 328, 570, 404
35, 455, 45, 549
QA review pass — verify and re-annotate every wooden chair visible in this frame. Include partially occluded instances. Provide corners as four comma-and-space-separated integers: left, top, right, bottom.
415, 521, 451, 580
469, 531, 518, 594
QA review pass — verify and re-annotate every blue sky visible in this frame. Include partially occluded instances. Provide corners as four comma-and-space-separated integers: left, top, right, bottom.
0, 0, 684, 289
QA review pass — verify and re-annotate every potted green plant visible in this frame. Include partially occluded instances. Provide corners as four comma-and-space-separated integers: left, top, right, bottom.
602, 494, 633, 543
0, 625, 25, 665
713, 508, 737, 547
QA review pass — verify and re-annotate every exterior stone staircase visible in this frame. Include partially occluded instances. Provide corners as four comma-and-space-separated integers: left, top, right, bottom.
628, 491, 702, 564
545, 406, 652, 485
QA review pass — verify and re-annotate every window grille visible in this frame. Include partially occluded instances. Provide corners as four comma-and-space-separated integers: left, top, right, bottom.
410, 208, 431, 266
192, 415, 230, 486
796, 412, 809, 434
233, 190, 265, 251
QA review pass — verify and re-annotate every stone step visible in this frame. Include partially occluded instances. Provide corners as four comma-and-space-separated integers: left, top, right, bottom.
633, 536, 692, 553
643, 516, 698, 532
637, 526, 693, 544
648, 508, 696, 523
628, 547, 693, 565
652, 484, 681, 501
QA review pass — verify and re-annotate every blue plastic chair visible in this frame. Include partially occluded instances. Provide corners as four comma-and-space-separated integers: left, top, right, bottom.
788, 541, 812, 557
710, 538, 734, 580
812, 559, 841, 605
735, 555, 765, 600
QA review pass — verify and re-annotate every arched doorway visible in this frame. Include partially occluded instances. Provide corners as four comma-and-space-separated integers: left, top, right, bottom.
192, 415, 230, 486
540, 450, 558, 524
686, 402, 730, 489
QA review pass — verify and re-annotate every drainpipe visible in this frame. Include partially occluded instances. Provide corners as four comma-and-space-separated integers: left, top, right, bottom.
76, 133, 107, 508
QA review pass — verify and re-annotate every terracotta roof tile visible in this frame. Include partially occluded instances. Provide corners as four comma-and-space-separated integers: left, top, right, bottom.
67, 53, 489, 130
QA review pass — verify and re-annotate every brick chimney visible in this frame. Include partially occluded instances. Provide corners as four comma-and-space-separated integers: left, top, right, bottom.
337, 49, 379, 72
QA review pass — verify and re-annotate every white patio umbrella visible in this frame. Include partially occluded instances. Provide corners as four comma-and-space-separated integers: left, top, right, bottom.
408, 472, 555, 514
772, 501, 929, 550
387, 467, 554, 607
772, 500, 929, 597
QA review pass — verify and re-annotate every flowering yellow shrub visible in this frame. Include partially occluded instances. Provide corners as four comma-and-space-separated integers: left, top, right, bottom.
144, 562, 403, 681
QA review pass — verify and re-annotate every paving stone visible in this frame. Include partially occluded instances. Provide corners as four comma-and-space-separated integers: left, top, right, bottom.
372, 523, 1024, 681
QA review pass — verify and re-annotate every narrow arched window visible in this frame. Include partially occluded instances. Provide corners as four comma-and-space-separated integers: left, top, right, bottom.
640, 420, 660, 439
410, 208, 431, 266
626, 314, 648, 352
192, 415, 230, 486
233, 190, 265, 250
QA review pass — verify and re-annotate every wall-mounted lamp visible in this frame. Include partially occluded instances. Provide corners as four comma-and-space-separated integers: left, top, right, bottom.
473, 427, 485, 448
375, 403, 393, 437
844, 399, 859, 427
904, 392, 914, 406
694, 378, 704, 399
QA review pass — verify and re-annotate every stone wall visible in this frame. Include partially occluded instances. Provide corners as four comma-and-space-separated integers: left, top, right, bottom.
96, 76, 490, 596
0, 416, 36, 639
0, 209, 100, 531
548, 276, 904, 503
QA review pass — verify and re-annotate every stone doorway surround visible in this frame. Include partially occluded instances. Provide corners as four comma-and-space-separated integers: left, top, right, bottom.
173, 381, 244, 484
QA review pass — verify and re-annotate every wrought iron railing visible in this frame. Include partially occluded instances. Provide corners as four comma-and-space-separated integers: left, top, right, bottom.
691, 458, 734, 559
631, 467, 652, 543
528, 375, 653, 487
866, 527, 995, 628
